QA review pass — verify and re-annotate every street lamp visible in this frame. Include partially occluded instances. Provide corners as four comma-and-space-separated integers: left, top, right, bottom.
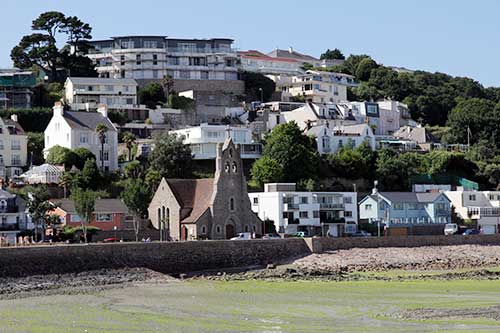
258, 88, 263, 103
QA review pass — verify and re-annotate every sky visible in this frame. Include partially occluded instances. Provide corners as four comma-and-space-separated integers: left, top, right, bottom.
1, 0, 500, 86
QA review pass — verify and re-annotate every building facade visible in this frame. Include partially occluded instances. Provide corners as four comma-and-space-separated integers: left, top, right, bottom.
44, 103, 119, 171
0, 115, 28, 178
445, 190, 500, 234
248, 183, 358, 237
238, 50, 303, 75
64, 77, 145, 114
0, 189, 28, 245
170, 123, 262, 160
0, 70, 35, 110
307, 123, 376, 155
87, 36, 238, 82
148, 138, 262, 240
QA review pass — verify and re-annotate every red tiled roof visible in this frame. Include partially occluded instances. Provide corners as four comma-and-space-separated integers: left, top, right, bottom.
167, 179, 214, 224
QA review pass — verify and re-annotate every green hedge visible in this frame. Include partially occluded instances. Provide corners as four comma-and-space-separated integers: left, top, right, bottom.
0, 108, 53, 133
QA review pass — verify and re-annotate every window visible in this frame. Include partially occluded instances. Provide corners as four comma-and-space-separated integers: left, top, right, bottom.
313, 211, 320, 218
179, 71, 190, 79
144, 41, 157, 48
201, 71, 209, 79
230, 198, 235, 211
0, 140, 3, 150
201, 225, 207, 234
102, 151, 109, 161
72, 214, 81, 222
216, 225, 221, 233
299, 211, 308, 218
121, 70, 126, 78
136, 54, 141, 65
393, 203, 404, 210
253, 197, 258, 205
153, 54, 158, 65
469, 194, 476, 201
153, 70, 158, 79
232, 162, 237, 173
244, 225, 249, 232
365, 204, 372, 211
300, 197, 308, 204
408, 203, 418, 210
80, 133, 89, 144
344, 211, 353, 217
96, 214, 112, 222
343, 197, 352, 204
11, 154, 21, 166
11, 140, 20, 150
120, 55, 125, 66
105, 85, 114, 92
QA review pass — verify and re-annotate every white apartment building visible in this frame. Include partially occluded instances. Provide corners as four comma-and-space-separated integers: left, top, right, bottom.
307, 123, 376, 155
349, 100, 410, 136
238, 50, 302, 75
170, 123, 262, 160
445, 190, 500, 234
0, 115, 28, 178
65, 77, 144, 112
248, 183, 358, 237
278, 70, 357, 104
44, 103, 119, 171
87, 36, 238, 81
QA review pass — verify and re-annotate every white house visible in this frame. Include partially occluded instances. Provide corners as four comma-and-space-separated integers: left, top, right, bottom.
238, 50, 303, 75
281, 102, 357, 131
248, 183, 358, 237
44, 102, 119, 171
445, 190, 500, 234
0, 189, 29, 245
170, 123, 262, 160
307, 123, 376, 155
65, 77, 146, 113
0, 115, 28, 178
277, 70, 357, 104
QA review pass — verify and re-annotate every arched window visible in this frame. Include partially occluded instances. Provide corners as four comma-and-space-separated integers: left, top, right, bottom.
229, 148, 233, 158
166, 208, 170, 224
162, 206, 166, 220
201, 225, 207, 234
252, 225, 256, 232
216, 225, 221, 233
157, 208, 161, 225
230, 198, 234, 211
244, 225, 249, 232
232, 162, 237, 173
225, 162, 230, 173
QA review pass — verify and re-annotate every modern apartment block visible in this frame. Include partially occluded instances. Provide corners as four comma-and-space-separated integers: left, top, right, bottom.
277, 70, 357, 104
0, 70, 36, 109
248, 183, 358, 236
86, 36, 239, 82
170, 123, 262, 160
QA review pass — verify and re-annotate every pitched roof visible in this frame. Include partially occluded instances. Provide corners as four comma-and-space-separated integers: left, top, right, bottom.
54, 199, 129, 214
3, 118, 26, 135
0, 189, 16, 200
238, 50, 300, 63
379, 192, 444, 203
335, 124, 371, 136
63, 111, 115, 131
306, 125, 328, 137
267, 49, 319, 62
67, 77, 137, 85
167, 178, 215, 223
393, 126, 439, 144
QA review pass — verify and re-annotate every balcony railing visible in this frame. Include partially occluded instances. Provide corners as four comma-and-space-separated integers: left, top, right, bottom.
320, 203, 345, 210
0, 223, 19, 231
284, 203, 299, 211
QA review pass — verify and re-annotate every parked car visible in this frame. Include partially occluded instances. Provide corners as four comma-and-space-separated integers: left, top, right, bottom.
262, 233, 281, 240
230, 232, 252, 240
351, 231, 372, 238
292, 231, 307, 238
444, 223, 459, 235
463, 229, 480, 235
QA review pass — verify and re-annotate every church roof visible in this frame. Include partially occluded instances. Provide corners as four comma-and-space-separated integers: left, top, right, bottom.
166, 178, 215, 224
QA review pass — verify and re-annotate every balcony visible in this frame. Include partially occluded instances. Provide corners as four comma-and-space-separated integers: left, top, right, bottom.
0, 222, 19, 231
284, 203, 299, 211
320, 203, 345, 210
165, 47, 236, 54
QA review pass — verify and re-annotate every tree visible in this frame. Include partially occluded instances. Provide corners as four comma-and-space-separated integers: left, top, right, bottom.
27, 132, 45, 165
81, 158, 100, 189
145, 169, 162, 192
320, 48, 345, 60
355, 58, 378, 81
138, 83, 166, 108
167, 93, 194, 110
121, 179, 151, 241
72, 189, 97, 243
45, 145, 78, 168
73, 147, 96, 170
260, 122, 319, 183
326, 147, 369, 180
124, 160, 141, 179
148, 132, 193, 178
121, 132, 136, 161
95, 124, 108, 172
11, 11, 95, 81
24, 185, 53, 242
59, 172, 73, 198
160, 75, 174, 99
251, 156, 285, 186
240, 71, 276, 102
375, 149, 426, 190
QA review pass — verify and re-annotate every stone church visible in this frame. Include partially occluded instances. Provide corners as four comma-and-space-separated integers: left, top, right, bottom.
148, 138, 262, 240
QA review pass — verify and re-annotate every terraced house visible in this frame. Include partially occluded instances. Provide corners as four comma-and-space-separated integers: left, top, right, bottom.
0, 115, 27, 178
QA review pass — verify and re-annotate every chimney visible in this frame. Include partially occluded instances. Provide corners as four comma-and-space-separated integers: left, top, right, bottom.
53, 102, 64, 117
97, 104, 108, 118
288, 46, 293, 53
372, 180, 379, 195
10, 114, 18, 123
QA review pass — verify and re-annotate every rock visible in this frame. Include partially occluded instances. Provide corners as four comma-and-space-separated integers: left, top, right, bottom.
266, 264, 276, 270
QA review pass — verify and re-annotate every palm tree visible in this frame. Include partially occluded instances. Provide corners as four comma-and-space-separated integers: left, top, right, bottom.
59, 172, 73, 198
161, 75, 174, 100
95, 123, 108, 172
122, 131, 136, 161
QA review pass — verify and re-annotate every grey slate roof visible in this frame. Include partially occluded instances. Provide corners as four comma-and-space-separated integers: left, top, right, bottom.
393, 126, 438, 144
0, 189, 16, 200
379, 192, 443, 203
306, 125, 327, 137
63, 111, 115, 131
54, 199, 129, 214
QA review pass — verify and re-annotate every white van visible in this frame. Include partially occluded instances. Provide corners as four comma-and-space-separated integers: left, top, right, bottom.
444, 223, 458, 235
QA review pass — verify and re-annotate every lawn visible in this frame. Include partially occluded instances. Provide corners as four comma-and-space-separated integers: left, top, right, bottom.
1, 278, 500, 332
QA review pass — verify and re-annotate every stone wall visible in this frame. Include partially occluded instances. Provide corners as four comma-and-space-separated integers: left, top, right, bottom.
311, 234, 500, 253
0, 239, 311, 278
